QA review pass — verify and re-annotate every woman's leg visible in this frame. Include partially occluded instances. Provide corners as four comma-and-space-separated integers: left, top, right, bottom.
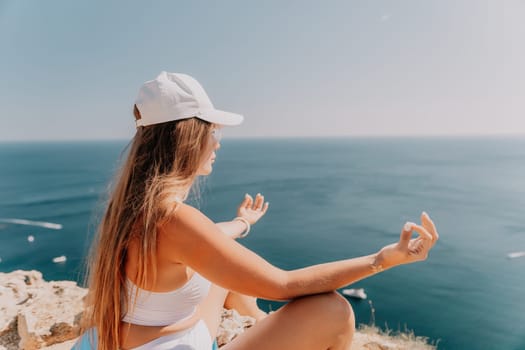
224, 291, 268, 321
222, 292, 355, 350
200, 285, 355, 350
199, 286, 268, 339
199, 286, 355, 350
198, 284, 230, 340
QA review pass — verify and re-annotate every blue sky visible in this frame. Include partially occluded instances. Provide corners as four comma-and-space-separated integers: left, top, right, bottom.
0, 0, 523, 141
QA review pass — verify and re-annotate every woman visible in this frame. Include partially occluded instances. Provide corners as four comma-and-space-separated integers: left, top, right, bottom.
83, 71, 439, 350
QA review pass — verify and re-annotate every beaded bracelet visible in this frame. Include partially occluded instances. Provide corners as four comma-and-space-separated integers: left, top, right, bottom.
233, 217, 251, 238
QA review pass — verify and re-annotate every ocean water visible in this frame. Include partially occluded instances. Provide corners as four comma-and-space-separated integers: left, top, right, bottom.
0, 137, 524, 350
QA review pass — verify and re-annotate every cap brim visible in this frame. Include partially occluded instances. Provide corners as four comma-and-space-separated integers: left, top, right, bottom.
201, 109, 244, 126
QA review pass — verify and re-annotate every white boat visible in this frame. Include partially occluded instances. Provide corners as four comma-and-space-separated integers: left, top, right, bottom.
0, 218, 62, 230
341, 288, 367, 299
52, 255, 67, 263
507, 251, 525, 259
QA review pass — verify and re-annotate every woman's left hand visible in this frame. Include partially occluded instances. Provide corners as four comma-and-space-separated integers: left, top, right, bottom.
237, 193, 269, 225
376, 211, 439, 270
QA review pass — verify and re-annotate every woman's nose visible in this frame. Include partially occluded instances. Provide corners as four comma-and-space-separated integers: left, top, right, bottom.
215, 142, 221, 150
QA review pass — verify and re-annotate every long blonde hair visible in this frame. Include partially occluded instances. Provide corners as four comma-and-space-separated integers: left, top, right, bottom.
83, 105, 214, 350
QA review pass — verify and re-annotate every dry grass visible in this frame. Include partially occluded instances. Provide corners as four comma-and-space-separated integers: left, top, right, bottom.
351, 324, 439, 350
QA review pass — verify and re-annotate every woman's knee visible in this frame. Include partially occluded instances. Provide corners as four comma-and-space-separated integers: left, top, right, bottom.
295, 292, 355, 330
322, 292, 355, 328
289, 292, 355, 346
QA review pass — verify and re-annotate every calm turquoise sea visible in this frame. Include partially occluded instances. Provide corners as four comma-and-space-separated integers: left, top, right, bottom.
1, 137, 524, 350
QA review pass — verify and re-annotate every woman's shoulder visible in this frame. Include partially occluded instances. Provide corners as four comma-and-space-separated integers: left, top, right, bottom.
172, 202, 205, 220
157, 202, 221, 260
159, 202, 212, 234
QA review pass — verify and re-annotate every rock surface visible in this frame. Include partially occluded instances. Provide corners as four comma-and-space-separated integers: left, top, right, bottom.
216, 309, 255, 347
0, 271, 436, 350
0, 271, 87, 350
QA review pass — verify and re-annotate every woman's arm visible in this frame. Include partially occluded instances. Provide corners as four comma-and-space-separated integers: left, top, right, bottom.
216, 220, 248, 239
158, 203, 437, 301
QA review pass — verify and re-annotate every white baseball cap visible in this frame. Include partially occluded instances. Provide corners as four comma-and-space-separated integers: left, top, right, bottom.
134, 71, 244, 127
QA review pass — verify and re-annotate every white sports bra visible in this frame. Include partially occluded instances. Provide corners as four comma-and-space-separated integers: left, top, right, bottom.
122, 272, 212, 326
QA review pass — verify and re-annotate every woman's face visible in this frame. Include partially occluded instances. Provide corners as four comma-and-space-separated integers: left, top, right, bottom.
197, 125, 222, 176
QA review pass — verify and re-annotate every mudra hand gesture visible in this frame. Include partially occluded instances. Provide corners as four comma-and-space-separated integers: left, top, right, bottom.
237, 193, 269, 225
376, 211, 439, 270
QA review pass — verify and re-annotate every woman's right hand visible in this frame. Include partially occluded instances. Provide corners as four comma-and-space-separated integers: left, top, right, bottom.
236, 193, 269, 225
375, 212, 439, 270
